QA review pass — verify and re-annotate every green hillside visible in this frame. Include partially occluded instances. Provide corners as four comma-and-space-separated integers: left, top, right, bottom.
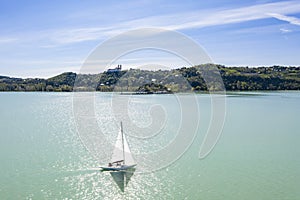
0, 64, 299, 92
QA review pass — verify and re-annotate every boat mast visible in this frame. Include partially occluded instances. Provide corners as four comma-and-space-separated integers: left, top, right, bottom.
121, 121, 125, 165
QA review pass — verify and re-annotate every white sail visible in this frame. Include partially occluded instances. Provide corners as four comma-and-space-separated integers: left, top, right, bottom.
111, 124, 135, 165
111, 128, 124, 163
123, 131, 135, 165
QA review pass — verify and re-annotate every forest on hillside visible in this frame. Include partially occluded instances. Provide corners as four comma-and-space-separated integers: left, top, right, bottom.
0, 64, 299, 92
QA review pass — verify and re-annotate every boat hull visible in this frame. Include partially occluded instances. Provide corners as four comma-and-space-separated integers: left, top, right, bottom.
100, 164, 136, 172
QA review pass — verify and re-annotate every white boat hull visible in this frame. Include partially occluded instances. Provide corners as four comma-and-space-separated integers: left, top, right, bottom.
100, 164, 136, 172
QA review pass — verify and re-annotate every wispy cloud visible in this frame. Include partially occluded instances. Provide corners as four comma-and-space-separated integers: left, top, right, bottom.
166, 1, 300, 30
0, 37, 18, 43
45, 1, 300, 45
2, 1, 300, 46
50, 27, 121, 44
228, 23, 287, 35
268, 13, 300, 26
280, 28, 292, 33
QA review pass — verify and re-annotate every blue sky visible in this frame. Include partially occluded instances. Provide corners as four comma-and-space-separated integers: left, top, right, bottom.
0, 0, 300, 77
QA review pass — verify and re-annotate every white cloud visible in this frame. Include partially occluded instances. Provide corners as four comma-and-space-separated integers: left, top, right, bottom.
280, 28, 292, 33
156, 1, 300, 30
3, 1, 300, 46
50, 27, 119, 44
268, 13, 300, 26
47, 1, 300, 45
0, 37, 18, 43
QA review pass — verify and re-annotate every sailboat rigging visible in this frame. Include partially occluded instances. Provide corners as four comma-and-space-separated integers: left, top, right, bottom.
100, 122, 136, 172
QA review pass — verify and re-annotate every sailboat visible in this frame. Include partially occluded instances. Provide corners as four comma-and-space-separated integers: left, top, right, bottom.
100, 122, 136, 172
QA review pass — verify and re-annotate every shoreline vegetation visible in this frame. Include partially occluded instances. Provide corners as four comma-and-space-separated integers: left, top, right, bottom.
1, 64, 299, 93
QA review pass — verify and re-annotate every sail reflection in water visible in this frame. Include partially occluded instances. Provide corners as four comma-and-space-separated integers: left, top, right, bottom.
110, 168, 136, 192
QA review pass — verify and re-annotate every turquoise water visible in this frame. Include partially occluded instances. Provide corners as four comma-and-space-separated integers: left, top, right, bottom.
0, 92, 299, 199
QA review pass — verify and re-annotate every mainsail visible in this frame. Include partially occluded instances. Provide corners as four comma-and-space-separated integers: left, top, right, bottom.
111, 122, 135, 165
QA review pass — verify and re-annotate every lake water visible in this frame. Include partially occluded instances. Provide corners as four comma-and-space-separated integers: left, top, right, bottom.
0, 92, 299, 199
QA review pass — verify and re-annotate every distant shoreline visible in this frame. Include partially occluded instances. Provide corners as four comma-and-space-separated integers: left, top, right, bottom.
0, 90, 299, 94
1, 64, 299, 92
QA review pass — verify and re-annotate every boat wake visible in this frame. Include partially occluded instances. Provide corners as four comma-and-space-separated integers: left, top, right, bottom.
64, 168, 102, 174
